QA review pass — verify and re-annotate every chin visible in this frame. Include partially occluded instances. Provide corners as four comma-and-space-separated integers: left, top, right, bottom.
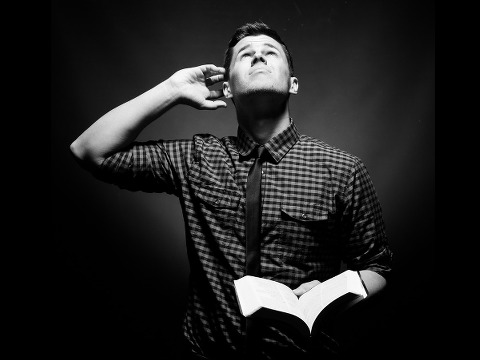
243, 86, 288, 97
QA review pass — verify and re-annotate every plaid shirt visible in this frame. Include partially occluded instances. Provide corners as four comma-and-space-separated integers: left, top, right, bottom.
98, 120, 392, 358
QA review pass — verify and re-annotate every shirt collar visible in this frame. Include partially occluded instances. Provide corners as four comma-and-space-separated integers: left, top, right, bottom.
237, 119, 300, 163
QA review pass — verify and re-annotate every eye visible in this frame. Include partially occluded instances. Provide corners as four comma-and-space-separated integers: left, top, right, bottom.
266, 51, 277, 56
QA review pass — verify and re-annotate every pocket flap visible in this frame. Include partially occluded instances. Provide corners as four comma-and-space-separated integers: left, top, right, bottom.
281, 203, 330, 222
191, 182, 239, 209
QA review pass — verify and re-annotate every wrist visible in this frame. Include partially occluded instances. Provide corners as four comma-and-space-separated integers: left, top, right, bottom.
161, 77, 184, 106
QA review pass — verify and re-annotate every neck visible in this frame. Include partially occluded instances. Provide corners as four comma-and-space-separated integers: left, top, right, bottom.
235, 93, 292, 144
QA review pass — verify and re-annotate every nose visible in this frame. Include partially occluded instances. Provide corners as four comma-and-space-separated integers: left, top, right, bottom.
251, 52, 267, 66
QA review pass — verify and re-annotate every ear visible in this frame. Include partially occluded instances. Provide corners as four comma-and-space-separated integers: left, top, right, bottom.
223, 81, 233, 98
289, 77, 299, 94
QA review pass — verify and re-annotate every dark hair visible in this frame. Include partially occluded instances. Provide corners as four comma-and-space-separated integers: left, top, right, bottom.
223, 21, 294, 80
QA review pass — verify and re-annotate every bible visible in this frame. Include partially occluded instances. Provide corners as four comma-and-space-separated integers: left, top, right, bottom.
233, 270, 368, 338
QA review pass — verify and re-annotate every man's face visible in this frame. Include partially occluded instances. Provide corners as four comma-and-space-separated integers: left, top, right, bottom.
223, 35, 298, 100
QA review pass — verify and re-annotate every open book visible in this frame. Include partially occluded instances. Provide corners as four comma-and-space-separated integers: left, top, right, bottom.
234, 270, 368, 338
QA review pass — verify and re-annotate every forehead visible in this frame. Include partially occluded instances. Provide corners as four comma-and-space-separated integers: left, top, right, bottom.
233, 34, 284, 54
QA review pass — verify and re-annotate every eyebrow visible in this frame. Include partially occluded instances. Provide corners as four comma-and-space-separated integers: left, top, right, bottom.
236, 42, 280, 56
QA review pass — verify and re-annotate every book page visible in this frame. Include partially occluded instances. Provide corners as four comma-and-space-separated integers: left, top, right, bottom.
235, 276, 305, 321
297, 270, 367, 331
234, 276, 262, 317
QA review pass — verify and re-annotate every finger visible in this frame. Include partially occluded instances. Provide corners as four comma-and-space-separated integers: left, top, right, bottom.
292, 280, 320, 296
292, 285, 307, 296
202, 99, 227, 110
205, 74, 225, 87
208, 89, 225, 100
201, 64, 226, 78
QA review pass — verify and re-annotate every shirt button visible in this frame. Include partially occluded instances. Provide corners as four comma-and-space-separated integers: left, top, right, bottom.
301, 213, 308, 219
215, 199, 220, 205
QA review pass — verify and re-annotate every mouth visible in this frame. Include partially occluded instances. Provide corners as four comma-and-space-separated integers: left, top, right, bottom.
249, 66, 271, 75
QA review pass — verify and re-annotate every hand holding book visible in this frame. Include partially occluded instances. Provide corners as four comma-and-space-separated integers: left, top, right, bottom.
292, 279, 321, 297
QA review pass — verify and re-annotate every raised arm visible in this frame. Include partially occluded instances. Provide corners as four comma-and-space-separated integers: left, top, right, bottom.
69, 64, 226, 169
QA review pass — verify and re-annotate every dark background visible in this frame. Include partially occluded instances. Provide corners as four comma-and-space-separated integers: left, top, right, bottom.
51, 0, 435, 358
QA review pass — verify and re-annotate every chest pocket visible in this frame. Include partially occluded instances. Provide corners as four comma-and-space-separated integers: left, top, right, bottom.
189, 180, 241, 230
278, 202, 338, 263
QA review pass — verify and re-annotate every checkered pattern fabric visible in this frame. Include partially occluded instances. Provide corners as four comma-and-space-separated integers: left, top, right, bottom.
98, 120, 393, 358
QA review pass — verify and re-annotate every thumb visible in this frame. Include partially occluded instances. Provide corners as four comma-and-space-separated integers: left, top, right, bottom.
292, 280, 321, 297
202, 100, 227, 110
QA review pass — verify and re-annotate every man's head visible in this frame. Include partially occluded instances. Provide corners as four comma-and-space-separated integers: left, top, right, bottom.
223, 21, 294, 80
222, 21, 298, 101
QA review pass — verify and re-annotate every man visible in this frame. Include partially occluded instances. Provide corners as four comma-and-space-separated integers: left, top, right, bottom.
70, 21, 393, 359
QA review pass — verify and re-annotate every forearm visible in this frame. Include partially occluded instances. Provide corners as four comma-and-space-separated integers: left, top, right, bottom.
358, 269, 387, 297
70, 64, 226, 169
70, 79, 179, 168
